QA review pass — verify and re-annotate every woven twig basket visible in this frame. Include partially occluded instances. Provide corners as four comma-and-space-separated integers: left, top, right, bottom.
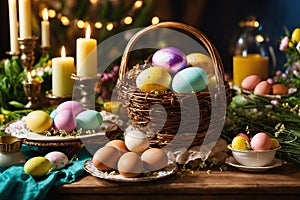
117, 22, 231, 148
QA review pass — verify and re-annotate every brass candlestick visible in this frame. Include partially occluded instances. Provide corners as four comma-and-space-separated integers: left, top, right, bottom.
71, 73, 101, 109
40, 46, 49, 57
18, 36, 41, 109
22, 79, 43, 109
18, 36, 38, 72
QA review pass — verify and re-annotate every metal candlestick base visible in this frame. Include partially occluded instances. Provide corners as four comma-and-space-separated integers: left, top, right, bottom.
45, 91, 72, 107
40, 46, 49, 57
71, 73, 101, 109
22, 80, 42, 109
18, 36, 38, 72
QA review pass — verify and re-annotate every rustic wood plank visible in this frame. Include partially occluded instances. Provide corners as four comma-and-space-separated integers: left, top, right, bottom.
47, 164, 300, 199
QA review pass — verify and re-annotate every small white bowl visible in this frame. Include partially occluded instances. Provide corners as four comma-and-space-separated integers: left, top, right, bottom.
227, 144, 281, 167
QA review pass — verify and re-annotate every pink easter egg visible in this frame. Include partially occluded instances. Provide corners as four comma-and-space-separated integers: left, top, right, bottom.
54, 110, 76, 132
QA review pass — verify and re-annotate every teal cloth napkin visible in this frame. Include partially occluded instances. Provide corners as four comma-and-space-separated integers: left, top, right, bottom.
0, 145, 92, 200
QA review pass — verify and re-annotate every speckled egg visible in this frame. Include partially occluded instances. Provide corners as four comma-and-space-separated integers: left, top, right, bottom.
141, 148, 168, 171
24, 156, 51, 177
186, 53, 214, 76
136, 67, 172, 92
118, 152, 143, 178
250, 132, 272, 150
45, 151, 69, 170
254, 81, 271, 95
25, 110, 53, 133
54, 110, 76, 132
76, 110, 103, 130
152, 47, 187, 73
56, 101, 84, 116
172, 67, 208, 93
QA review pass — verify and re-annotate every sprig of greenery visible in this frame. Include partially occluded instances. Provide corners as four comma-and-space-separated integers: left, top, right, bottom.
0, 57, 26, 110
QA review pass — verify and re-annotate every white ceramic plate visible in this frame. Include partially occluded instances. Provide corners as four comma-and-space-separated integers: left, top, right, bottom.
3, 111, 121, 142
84, 159, 177, 182
225, 156, 283, 172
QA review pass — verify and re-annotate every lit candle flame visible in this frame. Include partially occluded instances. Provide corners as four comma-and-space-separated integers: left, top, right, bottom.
85, 24, 91, 39
42, 8, 48, 21
61, 46, 66, 58
27, 70, 35, 82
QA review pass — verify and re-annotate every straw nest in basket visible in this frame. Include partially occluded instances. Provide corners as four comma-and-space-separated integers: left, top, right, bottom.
117, 22, 231, 148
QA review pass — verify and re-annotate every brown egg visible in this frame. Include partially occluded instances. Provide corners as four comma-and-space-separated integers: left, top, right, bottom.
117, 152, 143, 178
254, 81, 271, 95
141, 148, 169, 171
105, 140, 128, 153
271, 84, 289, 95
92, 146, 121, 171
241, 75, 262, 91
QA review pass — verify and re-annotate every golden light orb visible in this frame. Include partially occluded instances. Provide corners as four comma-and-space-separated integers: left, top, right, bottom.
124, 16, 133, 25
151, 16, 160, 25
77, 20, 85, 29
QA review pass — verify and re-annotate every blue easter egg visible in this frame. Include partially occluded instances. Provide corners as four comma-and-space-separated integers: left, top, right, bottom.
172, 67, 208, 93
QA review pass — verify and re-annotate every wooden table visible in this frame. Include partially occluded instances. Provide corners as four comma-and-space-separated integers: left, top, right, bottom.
47, 163, 300, 200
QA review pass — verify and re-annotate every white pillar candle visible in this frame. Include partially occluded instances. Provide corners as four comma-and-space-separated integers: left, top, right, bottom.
41, 8, 50, 47
52, 46, 76, 97
18, 0, 32, 39
8, 0, 19, 53
76, 25, 98, 77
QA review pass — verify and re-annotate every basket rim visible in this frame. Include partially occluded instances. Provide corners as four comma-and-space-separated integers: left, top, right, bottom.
118, 21, 225, 84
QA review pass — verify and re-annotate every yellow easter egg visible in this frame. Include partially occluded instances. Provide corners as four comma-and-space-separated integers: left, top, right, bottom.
24, 157, 51, 177
25, 110, 53, 133
136, 67, 172, 92
186, 53, 214, 76
291, 28, 300, 43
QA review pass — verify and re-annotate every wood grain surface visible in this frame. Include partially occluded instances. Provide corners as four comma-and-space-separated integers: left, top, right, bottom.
47, 163, 300, 200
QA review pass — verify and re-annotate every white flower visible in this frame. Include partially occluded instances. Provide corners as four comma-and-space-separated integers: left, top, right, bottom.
296, 41, 300, 53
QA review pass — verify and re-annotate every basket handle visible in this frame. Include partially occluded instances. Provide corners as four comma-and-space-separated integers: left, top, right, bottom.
118, 21, 225, 82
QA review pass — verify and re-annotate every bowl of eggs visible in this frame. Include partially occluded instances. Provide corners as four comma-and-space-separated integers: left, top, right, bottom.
228, 132, 281, 167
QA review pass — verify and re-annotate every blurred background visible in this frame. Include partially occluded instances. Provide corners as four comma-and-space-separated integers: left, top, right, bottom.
1, 0, 300, 74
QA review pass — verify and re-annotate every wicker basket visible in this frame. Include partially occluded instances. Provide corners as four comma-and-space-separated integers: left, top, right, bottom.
117, 22, 231, 148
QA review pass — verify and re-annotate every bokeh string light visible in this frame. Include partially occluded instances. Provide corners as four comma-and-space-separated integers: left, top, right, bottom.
42, 0, 160, 32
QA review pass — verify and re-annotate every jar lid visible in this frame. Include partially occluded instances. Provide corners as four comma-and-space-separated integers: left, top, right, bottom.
0, 135, 23, 153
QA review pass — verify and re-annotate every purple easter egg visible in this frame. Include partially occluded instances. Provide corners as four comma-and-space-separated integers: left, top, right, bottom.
152, 47, 187, 73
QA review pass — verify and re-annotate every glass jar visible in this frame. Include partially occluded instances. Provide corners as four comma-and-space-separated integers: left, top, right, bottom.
232, 17, 276, 86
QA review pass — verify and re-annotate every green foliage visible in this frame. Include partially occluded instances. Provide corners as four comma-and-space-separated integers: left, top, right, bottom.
0, 57, 26, 110
223, 91, 300, 165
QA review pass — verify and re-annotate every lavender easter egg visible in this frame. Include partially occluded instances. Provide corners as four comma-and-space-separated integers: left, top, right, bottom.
56, 101, 84, 116
76, 110, 103, 130
172, 67, 208, 93
54, 110, 76, 132
152, 47, 187, 73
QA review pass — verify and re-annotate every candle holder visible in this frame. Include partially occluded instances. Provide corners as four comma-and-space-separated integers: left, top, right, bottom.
18, 36, 38, 72
45, 90, 72, 107
40, 46, 49, 57
22, 79, 43, 109
5, 51, 20, 57
71, 73, 101, 109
